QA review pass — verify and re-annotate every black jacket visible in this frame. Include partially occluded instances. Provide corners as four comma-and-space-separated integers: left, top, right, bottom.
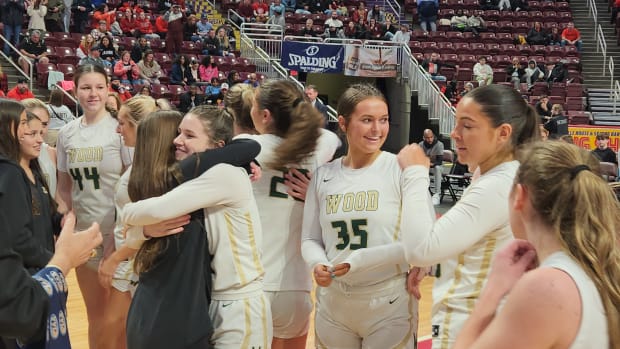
126, 139, 260, 349
178, 92, 205, 113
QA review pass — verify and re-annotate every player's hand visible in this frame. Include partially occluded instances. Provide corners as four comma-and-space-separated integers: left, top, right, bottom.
98, 255, 120, 289
313, 264, 334, 287
143, 215, 191, 238
51, 213, 102, 274
406, 266, 428, 300
249, 161, 262, 182
487, 239, 538, 297
398, 144, 430, 170
284, 168, 311, 201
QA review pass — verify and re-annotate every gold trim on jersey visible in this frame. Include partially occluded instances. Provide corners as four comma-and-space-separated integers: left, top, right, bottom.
225, 213, 247, 284
393, 205, 403, 275
439, 253, 465, 349
394, 293, 417, 349
241, 298, 252, 349
245, 212, 265, 276
261, 294, 269, 349
467, 236, 497, 312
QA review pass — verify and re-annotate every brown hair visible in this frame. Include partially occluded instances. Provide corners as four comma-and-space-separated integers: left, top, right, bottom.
0, 99, 26, 162
74, 64, 109, 87
187, 105, 234, 147
337, 83, 386, 125
130, 111, 184, 273
49, 89, 65, 107
255, 79, 323, 169
224, 83, 256, 134
516, 141, 620, 348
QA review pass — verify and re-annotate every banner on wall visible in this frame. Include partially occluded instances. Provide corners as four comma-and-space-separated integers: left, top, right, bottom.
568, 125, 620, 152
343, 46, 398, 77
280, 42, 344, 73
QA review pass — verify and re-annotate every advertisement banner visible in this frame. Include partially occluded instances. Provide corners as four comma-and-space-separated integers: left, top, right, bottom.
568, 125, 620, 152
343, 46, 398, 77
280, 42, 344, 73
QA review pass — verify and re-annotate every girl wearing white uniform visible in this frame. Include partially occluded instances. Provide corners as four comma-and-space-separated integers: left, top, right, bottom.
122, 106, 270, 349
242, 79, 340, 349
342, 85, 539, 349
301, 84, 418, 348
56, 64, 132, 349
455, 141, 620, 349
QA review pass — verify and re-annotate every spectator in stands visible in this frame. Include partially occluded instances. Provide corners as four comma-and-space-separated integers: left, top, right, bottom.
324, 11, 344, 29
237, 0, 255, 23
506, 57, 526, 90
244, 73, 260, 87
44, 0, 64, 31
497, 0, 510, 11
523, 59, 544, 89
205, 77, 224, 104
171, 54, 194, 86
561, 22, 582, 52
422, 52, 452, 81
109, 76, 133, 101
155, 14, 169, 39
114, 50, 143, 85
526, 22, 548, 45
216, 27, 235, 56
227, 70, 241, 86
352, 1, 368, 26
612, 0, 620, 24
256, 10, 269, 24
383, 20, 398, 40
47, 89, 76, 145
91, 4, 115, 31
325, 0, 347, 15
473, 56, 493, 86
344, 20, 363, 39
299, 18, 320, 37
544, 104, 568, 139
178, 83, 205, 113
367, 4, 386, 24
194, 14, 212, 41
165, 4, 185, 55
119, 8, 136, 36
135, 12, 160, 39
27, 0, 48, 32
324, 24, 346, 39
467, 13, 486, 35
450, 9, 469, 31
267, 8, 286, 34
253, 0, 269, 17
6, 78, 35, 101
138, 50, 162, 85
130, 36, 150, 63
98, 35, 118, 67
479, 0, 498, 10
591, 133, 618, 164
76, 34, 95, 59
282, 0, 296, 12
136, 85, 152, 96
183, 14, 198, 41
535, 95, 553, 121
199, 55, 219, 85
460, 81, 475, 97
106, 92, 122, 118
202, 29, 221, 55
110, 15, 124, 36
189, 58, 201, 83
548, 26, 562, 45
269, 0, 285, 16
392, 24, 411, 43
79, 46, 106, 67
418, 0, 438, 32
1, 0, 25, 56
18, 31, 49, 76
92, 20, 113, 42
419, 128, 444, 205
510, 0, 527, 11
219, 24, 237, 51
71, 0, 93, 33
364, 18, 386, 40
295, 2, 312, 14
547, 61, 568, 84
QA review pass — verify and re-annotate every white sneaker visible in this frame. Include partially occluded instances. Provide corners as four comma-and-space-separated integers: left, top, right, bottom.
432, 193, 441, 206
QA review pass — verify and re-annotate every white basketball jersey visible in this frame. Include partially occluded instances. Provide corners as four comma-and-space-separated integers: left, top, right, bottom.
237, 129, 340, 292
56, 114, 131, 233
303, 152, 409, 287
38, 143, 57, 199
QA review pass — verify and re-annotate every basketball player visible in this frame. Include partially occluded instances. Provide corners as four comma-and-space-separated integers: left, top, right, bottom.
240, 79, 341, 349
301, 83, 418, 348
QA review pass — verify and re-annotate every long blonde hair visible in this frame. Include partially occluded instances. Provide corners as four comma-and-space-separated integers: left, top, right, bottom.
516, 141, 620, 348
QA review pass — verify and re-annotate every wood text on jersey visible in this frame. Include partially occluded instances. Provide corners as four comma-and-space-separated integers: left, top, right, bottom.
325, 191, 379, 215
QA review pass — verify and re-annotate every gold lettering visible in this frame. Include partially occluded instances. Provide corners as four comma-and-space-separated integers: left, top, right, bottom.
325, 194, 342, 215
68, 147, 104, 164
366, 190, 379, 211
342, 193, 355, 212
326, 191, 380, 214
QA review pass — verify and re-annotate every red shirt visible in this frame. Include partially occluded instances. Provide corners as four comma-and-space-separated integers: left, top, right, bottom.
561, 27, 580, 41
120, 18, 136, 33
155, 16, 168, 33
252, 1, 268, 14
0, 90, 5, 97
135, 18, 153, 34
6, 86, 34, 101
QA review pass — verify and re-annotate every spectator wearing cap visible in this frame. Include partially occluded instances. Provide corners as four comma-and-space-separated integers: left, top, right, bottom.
18, 30, 49, 76
7, 78, 35, 101
79, 45, 106, 67
91, 19, 113, 41
109, 76, 133, 101
165, 4, 185, 55
591, 133, 618, 165
196, 14, 213, 41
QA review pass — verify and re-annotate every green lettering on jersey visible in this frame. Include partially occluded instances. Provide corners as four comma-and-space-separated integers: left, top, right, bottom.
333, 219, 368, 250
69, 167, 101, 191
268, 168, 309, 199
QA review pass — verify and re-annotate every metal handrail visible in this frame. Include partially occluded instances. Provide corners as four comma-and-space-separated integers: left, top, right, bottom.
0, 34, 34, 91
596, 24, 607, 76
588, 0, 598, 39
612, 80, 620, 114
384, 0, 403, 24
609, 56, 615, 91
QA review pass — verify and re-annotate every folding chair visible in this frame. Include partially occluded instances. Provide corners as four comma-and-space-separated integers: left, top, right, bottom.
441, 157, 471, 203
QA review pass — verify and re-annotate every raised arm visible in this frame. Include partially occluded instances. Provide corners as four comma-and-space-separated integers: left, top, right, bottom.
300, 175, 331, 270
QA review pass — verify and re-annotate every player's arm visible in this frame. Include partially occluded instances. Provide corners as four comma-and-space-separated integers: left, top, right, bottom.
54, 133, 73, 212
300, 174, 331, 271
179, 138, 261, 181
122, 164, 248, 226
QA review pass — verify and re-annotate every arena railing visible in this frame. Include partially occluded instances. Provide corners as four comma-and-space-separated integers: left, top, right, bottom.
0, 34, 33, 91
383, 0, 403, 24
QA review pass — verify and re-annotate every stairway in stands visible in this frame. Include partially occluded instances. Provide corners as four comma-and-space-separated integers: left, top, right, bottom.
195, 1, 240, 49
572, 0, 620, 124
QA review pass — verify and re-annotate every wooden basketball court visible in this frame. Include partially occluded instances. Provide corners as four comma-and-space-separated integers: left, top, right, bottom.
66, 273, 435, 348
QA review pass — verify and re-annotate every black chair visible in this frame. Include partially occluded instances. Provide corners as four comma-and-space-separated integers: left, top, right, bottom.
441, 155, 471, 203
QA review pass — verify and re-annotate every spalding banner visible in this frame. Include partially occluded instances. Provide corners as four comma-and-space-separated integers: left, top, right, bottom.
281, 41, 344, 73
